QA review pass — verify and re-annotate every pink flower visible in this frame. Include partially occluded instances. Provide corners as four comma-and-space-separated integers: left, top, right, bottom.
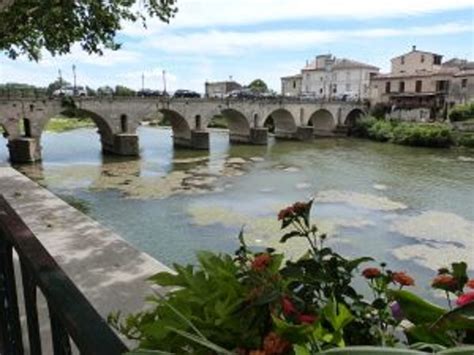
281, 297, 297, 316
362, 267, 382, 279
298, 314, 317, 324
467, 279, 474, 289
456, 291, 474, 307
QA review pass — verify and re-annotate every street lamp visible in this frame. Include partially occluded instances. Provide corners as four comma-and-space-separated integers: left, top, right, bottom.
141, 72, 145, 92
162, 70, 167, 93
72, 64, 77, 95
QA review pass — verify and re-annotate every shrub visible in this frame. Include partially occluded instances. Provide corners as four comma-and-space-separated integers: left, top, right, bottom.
351, 116, 378, 138
457, 133, 474, 148
449, 103, 474, 122
367, 120, 395, 142
392, 123, 454, 148
370, 103, 391, 119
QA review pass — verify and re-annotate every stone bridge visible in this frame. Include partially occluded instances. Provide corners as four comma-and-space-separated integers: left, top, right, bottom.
0, 97, 367, 163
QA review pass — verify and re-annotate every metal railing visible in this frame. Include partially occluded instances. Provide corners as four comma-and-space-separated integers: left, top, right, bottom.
0, 195, 128, 355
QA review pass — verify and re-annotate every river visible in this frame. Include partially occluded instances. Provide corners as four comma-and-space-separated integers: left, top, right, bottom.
1, 126, 473, 300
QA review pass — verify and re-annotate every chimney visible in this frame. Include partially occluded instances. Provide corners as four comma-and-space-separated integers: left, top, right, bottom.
412, 45, 417, 51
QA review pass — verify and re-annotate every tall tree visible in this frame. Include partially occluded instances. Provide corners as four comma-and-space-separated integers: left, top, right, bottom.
248, 79, 268, 93
115, 85, 136, 97
47, 78, 71, 96
0, 1, 177, 61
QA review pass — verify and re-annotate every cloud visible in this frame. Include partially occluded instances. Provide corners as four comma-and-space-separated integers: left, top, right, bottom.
121, 0, 474, 36
142, 22, 473, 56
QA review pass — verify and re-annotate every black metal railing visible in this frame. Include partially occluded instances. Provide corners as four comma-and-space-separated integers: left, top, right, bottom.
0, 195, 128, 355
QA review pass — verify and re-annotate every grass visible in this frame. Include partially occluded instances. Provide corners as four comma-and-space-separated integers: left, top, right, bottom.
45, 117, 95, 133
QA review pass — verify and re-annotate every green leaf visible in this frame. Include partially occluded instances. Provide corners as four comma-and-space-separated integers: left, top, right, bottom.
272, 315, 313, 343
432, 300, 474, 331
405, 324, 454, 347
280, 230, 303, 243
148, 272, 182, 287
451, 262, 468, 287
293, 344, 311, 355
126, 350, 175, 355
346, 257, 374, 271
167, 327, 234, 355
389, 290, 446, 324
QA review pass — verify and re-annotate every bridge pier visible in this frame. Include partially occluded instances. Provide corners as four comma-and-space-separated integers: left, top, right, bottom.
190, 130, 210, 150
296, 126, 315, 141
7, 137, 42, 163
102, 134, 140, 156
250, 127, 268, 145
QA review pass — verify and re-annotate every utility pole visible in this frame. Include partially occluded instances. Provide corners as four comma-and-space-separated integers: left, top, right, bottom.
72, 64, 77, 95
162, 70, 167, 93
58, 69, 63, 88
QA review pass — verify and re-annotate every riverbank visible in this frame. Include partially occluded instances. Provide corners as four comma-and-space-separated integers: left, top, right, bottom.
45, 117, 95, 132
353, 116, 474, 148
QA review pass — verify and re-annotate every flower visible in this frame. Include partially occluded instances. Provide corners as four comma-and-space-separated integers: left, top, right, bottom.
390, 302, 404, 321
456, 291, 474, 307
432, 274, 458, 290
292, 201, 308, 215
298, 314, 317, 324
467, 279, 474, 289
281, 297, 297, 316
277, 206, 294, 221
263, 332, 291, 355
251, 254, 271, 272
362, 267, 382, 279
392, 272, 415, 287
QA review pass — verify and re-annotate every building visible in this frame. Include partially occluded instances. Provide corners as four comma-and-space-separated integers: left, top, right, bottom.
205, 81, 242, 98
370, 46, 474, 120
281, 74, 302, 97
281, 54, 379, 100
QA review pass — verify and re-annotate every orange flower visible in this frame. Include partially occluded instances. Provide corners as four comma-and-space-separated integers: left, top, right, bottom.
292, 202, 308, 214
263, 332, 291, 355
298, 314, 317, 324
456, 291, 474, 307
362, 267, 382, 279
392, 272, 415, 287
277, 206, 294, 221
251, 254, 271, 272
432, 274, 458, 290
467, 279, 474, 289
281, 297, 297, 316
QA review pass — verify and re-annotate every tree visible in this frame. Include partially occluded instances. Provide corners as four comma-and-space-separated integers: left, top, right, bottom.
248, 79, 268, 93
0, 1, 177, 61
115, 85, 136, 97
86, 86, 97, 97
97, 86, 114, 96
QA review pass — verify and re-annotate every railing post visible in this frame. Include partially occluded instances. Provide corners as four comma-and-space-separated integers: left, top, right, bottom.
0, 235, 24, 355
48, 305, 72, 355
20, 260, 42, 355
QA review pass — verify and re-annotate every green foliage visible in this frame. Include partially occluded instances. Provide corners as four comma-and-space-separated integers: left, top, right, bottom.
44, 118, 94, 133
58, 194, 91, 214
371, 103, 391, 120
208, 115, 229, 129
47, 78, 71, 96
248, 79, 269, 93
457, 133, 474, 148
1, 1, 177, 61
449, 103, 474, 122
0, 82, 46, 97
115, 85, 136, 96
353, 117, 454, 148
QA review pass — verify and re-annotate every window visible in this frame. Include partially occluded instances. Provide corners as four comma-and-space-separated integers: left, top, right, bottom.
421, 55, 425, 63
346, 83, 351, 92
434, 55, 442, 65
319, 88, 323, 94
415, 80, 422, 93
436, 80, 449, 92
293, 81, 296, 89
462, 79, 468, 88
385, 82, 391, 93
399, 81, 405, 93
120, 115, 128, 133
333, 84, 337, 94
401, 56, 405, 65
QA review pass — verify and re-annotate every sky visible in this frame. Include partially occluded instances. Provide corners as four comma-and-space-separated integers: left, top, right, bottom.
0, 0, 473, 93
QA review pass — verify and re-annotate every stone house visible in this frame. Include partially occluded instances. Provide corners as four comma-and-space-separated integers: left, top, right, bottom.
281, 54, 379, 100
205, 81, 242, 98
370, 46, 474, 121
281, 74, 302, 97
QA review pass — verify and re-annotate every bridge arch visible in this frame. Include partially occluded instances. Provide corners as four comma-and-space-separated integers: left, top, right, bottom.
308, 109, 336, 136
219, 108, 251, 143
345, 108, 366, 127
159, 109, 192, 147
264, 109, 297, 138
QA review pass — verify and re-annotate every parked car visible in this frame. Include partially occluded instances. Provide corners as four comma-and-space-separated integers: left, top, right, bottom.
52, 86, 87, 97
137, 89, 168, 97
225, 88, 256, 99
173, 89, 201, 98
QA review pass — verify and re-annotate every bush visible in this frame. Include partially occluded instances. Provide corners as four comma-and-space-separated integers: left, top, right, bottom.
449, 103, 474, 122
457, 133, 474, 148
353, 117, 455, 148
370, 103, 391, 119
110, 201, 474, 354
392, 123, 454, 148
